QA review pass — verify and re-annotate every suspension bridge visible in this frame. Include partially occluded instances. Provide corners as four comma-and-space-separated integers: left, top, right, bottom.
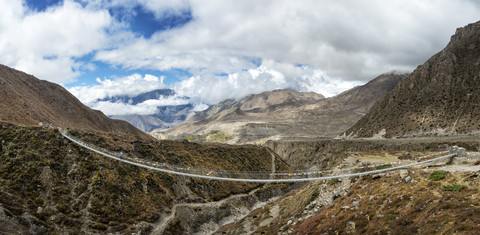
60, 130, 458, 183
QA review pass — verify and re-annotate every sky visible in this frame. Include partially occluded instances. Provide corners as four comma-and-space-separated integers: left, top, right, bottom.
1, 0, 480, 115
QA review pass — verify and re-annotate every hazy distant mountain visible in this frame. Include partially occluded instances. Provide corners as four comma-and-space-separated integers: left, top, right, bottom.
0, 64, 147, 137
154, 74, 405, 143
99, 89, 194, 132
345, 21, 480, 138
111, 104, 193, 132
98, 89, 176, 105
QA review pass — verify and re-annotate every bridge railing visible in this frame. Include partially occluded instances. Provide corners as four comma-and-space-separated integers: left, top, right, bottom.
60, 129, 458, 182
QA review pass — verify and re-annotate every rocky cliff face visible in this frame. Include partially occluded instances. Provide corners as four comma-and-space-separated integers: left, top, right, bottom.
155, 74, 405, 143
346, 21, 480, 138
0, 64, 147, 137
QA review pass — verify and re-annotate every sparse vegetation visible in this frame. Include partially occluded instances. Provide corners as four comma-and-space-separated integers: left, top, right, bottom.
443, 184, 465, 192
375, 164, 392, 170
329, 178, 340, 185
0, 122, 288, 233
305, 188, 320, 207
428, 171, 446, 181
183, 130, 233, 143
385, 213, 397, 221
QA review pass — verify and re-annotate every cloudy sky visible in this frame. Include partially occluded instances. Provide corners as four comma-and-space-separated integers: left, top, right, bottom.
1, 0, 480, 115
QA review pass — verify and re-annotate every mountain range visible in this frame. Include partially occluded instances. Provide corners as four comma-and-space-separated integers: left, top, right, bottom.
1, 19, 480, 234
154, 73, 406, 143
0, 64, 290, 234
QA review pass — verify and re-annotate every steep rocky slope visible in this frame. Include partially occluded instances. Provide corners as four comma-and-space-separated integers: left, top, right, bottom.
0, 64, 147, 137
323, 73, 406, 115
216, 150, 480, 234
0, 122, 290, 233
346, 21, 480, 138
155, 74, 405, 143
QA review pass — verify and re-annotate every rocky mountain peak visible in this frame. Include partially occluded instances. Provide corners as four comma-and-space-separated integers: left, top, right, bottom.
345, 21, 480, 138
450, 21, 480, 44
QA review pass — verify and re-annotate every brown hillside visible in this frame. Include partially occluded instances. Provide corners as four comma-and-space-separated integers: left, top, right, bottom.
156, 74, 404, 143
323, 73, 406, 115
346, 21, 480, 138
0, 122, 290, 233
0, 64, 147, 137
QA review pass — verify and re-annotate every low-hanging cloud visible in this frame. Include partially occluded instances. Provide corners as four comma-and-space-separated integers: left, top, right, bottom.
68, 73, 192, 116
174, 60, 362, 105
68, 73, 166, 105
92, 97, 190, 116
68, 61, 362, 116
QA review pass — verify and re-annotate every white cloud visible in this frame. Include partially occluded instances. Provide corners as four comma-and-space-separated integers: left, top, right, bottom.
92, 97, 190, 116
68, 61, 361, 116
174, 60, 362, 105
68, 73, 166, 104
2, 0, 480, 116
94, 0, 480, 81
192, 103, 209, 112
0, 0, 114, 83
68, 73, 196, 116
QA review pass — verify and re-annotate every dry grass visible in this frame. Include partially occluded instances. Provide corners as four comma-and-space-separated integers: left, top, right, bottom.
295, 170, 480, 234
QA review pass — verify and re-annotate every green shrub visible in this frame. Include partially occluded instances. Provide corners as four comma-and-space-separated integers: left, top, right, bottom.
428, 171, 446, 181
165, 217, 182, 234
329, 178, 339, 185
443, 184, 465, 192
375, 164, 391, 170
117, 166, 127, 177
88, 222, 108, 231
385, 213, 397, 221
305, 189, 320, 206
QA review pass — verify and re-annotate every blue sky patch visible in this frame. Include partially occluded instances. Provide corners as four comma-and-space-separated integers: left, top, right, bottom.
251, 58, 262, 67
109, 5, 193, 39
25, 0, 63, 12
67, 59, 192, 88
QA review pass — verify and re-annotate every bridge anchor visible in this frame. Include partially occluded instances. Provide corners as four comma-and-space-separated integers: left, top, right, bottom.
448, 146, 466, 164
